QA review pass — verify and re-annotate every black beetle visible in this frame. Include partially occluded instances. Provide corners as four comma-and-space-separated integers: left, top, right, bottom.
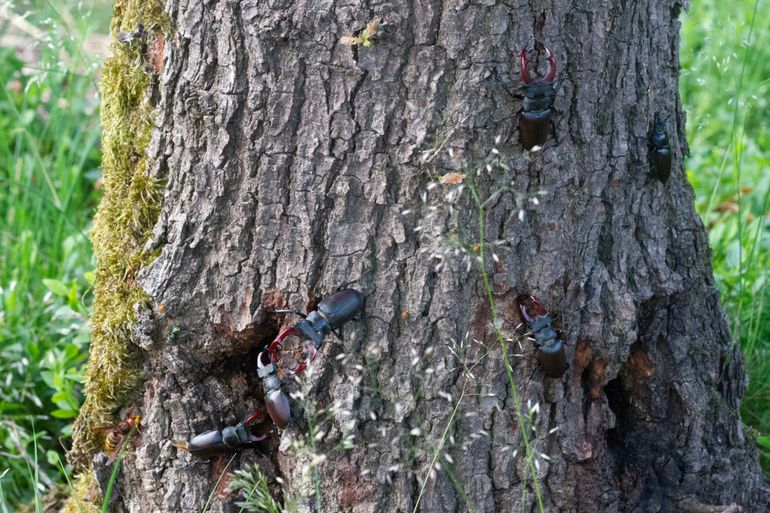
287, 288, 365, 355
184, 410, 268, 459
519, 44, 557, 150
258, 289, 364, 428
649, 112, 672, 183
516, 294, 568, 378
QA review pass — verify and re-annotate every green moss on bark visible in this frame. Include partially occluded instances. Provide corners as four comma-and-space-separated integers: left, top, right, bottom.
58, 474, 101, 513
68, 0, 169, 471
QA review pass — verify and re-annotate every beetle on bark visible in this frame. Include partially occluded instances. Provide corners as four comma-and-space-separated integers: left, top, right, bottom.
258, 289, 364, 428
649, 112, 672, 183
516, 294, 568, 378
177, 410, 268, 460
519, 44, 558, 150
257, 351, 292, 429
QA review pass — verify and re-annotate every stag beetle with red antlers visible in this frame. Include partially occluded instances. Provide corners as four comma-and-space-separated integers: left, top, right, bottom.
258, 289, 364, 428
519, 43, 558, 150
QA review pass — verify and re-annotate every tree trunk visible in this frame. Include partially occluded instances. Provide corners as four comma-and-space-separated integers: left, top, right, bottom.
85, 0, 769, 511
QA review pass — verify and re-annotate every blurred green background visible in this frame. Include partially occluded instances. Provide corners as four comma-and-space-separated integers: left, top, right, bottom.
0, 0, 768, 509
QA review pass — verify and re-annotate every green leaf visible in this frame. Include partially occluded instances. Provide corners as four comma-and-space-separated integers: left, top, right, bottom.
42, 279, 70, 297
55, 398, 73, 410
51, 391, 69, 404
46, 450, 60, 466
64, 343, 80, 360
51, 408, 77, 419
40, 370, 55, 389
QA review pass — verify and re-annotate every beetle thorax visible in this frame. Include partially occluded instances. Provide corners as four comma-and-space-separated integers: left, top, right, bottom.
651, 125, 669, 148
523, 81, 556, 111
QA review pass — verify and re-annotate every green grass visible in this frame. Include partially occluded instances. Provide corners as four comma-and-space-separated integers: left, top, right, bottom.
0, 0, 106, 508
226, 463, 294, 513
680, 0, 770, 471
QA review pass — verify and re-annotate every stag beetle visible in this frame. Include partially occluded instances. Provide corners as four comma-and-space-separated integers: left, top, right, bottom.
178, 410, 268, 459
519, 44, 557, 150
258, 289, 365, 428
516, 294, 568, 378
257, 352, 292, 429
649, 112, 672, 183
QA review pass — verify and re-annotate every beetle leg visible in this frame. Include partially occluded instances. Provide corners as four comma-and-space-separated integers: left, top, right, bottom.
549, 105, 560, 146
273, 308, 307, 318
489, 66, 520, 99
525, 362, 540, 389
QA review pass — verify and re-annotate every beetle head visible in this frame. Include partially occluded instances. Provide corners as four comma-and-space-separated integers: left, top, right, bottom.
516, 294, 548, 324
650, 112, 670, 146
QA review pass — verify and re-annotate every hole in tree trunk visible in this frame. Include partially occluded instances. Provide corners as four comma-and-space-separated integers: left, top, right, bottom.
605, 376, 630, 473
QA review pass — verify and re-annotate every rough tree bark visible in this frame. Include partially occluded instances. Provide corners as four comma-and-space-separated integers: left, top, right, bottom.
89, 0, 769, 512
